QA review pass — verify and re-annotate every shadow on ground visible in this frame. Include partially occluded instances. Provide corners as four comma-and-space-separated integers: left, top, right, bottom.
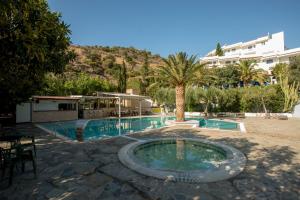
0, 125, 299, 200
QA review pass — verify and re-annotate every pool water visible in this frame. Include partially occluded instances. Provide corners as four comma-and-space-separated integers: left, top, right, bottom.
134, 140, 227, 170
39, 116, 238, 141
198, 118, 238, 130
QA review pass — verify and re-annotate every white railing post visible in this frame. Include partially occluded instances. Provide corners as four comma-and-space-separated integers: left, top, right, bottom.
118, 97, 121, 118
139, 99, 142, 117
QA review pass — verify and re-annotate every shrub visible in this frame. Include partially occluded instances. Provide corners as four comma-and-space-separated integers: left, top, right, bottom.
151, 86, 285, 113
240, 85, 284, 113
218, 89, 241, 112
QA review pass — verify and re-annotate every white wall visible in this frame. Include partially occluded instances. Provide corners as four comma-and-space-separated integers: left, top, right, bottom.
245, 113, 293, 118
264, 32, 285, 54
16, 103, 31, 123
293, 104, 300, 118
33, 100, 77, 111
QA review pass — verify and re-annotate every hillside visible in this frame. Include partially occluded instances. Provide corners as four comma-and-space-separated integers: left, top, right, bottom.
65, 45, 164, 79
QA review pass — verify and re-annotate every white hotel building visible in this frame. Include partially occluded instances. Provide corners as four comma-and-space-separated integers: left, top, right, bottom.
200, 32, 300, 74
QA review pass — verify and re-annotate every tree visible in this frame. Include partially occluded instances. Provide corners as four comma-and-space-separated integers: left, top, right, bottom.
236, 60, 265, 86
139, 54, 150, 95
154, 52, 205, 121
257, 86, 277, 118
240, 85, 284, 113
124, 52, 137, 71
40, 73, 115, 96
218, 88, 241, 112
0, 0, 73, 113
118, 61, 127, 93
279, 76, 299, 112
41, 73, 67, 96
272, 63, 288, 81
194, 87, 221, 116
215, 43, 224, 56
153, 88, 175, 105
288, 56, 300, 84
213, 65, 241, 88
254, 69, 268, 85
128, 53, 151, 95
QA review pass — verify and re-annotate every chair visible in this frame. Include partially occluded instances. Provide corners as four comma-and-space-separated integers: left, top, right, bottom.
19, 135, 36, 158
0, 147, 15, 185
0, 143, 36, 186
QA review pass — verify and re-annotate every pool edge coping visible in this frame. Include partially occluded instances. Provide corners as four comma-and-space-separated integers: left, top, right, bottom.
118, 138, 247, 183
34, 116, 245, 143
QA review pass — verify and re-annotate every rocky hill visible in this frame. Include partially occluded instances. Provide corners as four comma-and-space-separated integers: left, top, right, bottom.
65, 45, 164, 79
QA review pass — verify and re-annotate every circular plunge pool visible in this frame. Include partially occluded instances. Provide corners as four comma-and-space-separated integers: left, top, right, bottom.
118, 138, 246, 183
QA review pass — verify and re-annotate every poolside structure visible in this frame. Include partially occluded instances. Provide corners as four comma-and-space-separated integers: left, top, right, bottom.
16, 96, 80, 123
16, 91, 153, 123
73, 91, 152, 119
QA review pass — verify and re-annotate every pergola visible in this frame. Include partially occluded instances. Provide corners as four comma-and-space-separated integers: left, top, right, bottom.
72, 92, 150, 118
97, 92, 150, 117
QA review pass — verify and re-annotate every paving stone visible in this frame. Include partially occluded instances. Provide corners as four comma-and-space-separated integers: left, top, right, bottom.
73, 162, 97, 175
46, 188, 66, 199
97, 145, 120, 154
99, 180, 122, 199
98, 162, 141, 182
77, 172, 113, 188
91, 153, 118, 165
119, 193, 146, 200
51, 176, 81, 189
1, 123, 299, 200
173, 193, 186, 200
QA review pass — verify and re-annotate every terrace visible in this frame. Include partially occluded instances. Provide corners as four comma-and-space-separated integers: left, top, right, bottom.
0, 118, 299, 199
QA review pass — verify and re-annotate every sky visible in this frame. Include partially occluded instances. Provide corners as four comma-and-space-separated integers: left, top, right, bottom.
48, 0, 300, 58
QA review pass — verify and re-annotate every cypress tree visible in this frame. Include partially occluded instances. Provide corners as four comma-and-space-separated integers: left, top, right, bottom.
215, 43, 224, 56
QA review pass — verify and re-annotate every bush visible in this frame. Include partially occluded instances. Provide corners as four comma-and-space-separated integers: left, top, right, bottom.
152, 85, 285, 113
240, 85, 284, 113
218, 89, 241, 112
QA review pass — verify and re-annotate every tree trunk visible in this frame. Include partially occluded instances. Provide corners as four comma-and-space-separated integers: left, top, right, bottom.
175, 84, 185, 121
261, 97, 270, 119
204, 101, 209, 117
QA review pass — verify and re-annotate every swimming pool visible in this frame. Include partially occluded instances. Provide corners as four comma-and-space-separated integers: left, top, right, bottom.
38, 116, 238, 141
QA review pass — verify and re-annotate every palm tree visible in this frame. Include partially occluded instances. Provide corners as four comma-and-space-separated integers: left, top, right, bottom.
194, 87, 221, 116
254, 69, 268, 85
154, 52, 205, 121
236, 60, 258, 86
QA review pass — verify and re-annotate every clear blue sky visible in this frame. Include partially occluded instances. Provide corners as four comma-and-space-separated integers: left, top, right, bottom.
48, 0, 300, 57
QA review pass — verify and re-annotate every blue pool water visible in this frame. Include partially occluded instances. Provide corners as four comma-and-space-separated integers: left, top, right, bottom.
39, 117, 238, 141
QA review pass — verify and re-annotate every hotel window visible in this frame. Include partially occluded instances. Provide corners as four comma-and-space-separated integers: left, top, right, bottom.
261, 42, 265, 45
225, 61, 231, 64
248, 46, 253, 49
58, 103, 76, 111
266, 59, 273, 64
232, 49, 236, 52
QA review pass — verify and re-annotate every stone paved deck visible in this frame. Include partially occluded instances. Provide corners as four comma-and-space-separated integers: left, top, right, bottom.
0, 118, 299, 200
